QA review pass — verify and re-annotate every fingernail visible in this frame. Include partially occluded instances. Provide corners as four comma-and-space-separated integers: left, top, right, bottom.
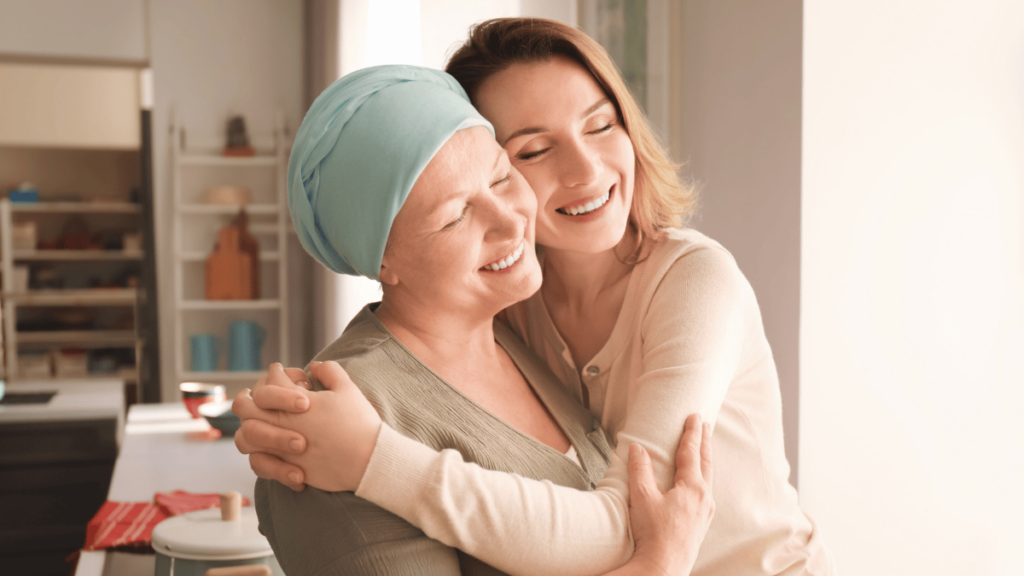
288, 472, 301, 484
289, 439, 303, 453
295, 397, 309, 410
629, 443, 642, 457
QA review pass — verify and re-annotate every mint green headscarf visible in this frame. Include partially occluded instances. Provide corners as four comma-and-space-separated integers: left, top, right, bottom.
288, 65, 493, 280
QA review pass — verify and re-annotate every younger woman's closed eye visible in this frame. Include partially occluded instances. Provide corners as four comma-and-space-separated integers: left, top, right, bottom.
516, 147, 551, 161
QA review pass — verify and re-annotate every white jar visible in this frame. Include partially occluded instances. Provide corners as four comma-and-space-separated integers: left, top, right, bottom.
151, 507, 282, 576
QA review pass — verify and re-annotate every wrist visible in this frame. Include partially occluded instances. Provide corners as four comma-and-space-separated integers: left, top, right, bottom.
631, 544, 695, 576
354, 420, 382, 488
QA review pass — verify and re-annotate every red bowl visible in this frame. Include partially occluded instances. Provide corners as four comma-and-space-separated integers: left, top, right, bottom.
180, 382, 226, 419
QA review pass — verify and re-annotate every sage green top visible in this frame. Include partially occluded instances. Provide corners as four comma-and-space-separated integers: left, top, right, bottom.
255, 305, 613, 575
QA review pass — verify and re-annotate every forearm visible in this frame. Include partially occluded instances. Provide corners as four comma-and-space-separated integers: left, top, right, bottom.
355, 424, 633, 576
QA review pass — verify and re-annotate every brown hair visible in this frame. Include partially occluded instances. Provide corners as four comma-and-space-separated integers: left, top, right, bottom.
445, 17, 696, 261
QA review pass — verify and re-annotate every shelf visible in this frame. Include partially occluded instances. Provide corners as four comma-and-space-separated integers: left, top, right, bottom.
9, 202, 142, 214
179, 251, 280, 262
249, 223, 289, 235
4, 371, 139, 383
178, 155, 278, 167
16, 330, 137, 347
178, 203, 280, 215
4, 288, 137, 306
180, 370, 266, 382
13, 249, 144, 261
178, 299, 280, 311
170, 121, 291, 393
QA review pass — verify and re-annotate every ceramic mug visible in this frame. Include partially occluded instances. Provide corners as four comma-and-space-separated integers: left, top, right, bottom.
190, 333, 221, 372
228, 320, 266, 371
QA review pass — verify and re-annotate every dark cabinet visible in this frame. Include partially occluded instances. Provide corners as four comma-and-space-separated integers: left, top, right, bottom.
0, 418, 117, 575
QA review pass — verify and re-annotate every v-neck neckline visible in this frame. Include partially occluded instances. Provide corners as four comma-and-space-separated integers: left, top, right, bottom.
361, 307, 589, 471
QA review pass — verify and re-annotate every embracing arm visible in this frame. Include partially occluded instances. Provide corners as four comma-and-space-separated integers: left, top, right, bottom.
237, 248, 741, 576
239, 363, 634, 576
355, 422, 632, 575
351, 248, 742, 574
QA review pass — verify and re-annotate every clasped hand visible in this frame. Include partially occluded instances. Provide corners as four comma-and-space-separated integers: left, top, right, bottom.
233, 361, 381, 492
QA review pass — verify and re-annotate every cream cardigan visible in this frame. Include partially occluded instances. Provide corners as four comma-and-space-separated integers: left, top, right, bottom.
356, 229, 835, 576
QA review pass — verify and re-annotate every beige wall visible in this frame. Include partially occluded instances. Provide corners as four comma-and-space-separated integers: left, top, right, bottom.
669, 0, 803, 486
801, 1, 1024, 573
0, 0, 147, 63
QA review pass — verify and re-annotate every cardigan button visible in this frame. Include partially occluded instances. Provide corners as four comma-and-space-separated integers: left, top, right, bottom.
585, 365, 600, 376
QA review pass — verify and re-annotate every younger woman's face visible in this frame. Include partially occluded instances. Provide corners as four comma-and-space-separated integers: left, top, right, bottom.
474, 55, 636, 255
381, 126, 542, 317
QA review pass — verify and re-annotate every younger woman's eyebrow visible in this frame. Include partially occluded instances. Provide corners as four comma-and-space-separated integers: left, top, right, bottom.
581, 98, 612, 119
501, 98, 613, 145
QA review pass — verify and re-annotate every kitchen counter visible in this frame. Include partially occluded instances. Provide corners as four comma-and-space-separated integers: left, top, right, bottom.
0, 378, 124, 575
0, 379, 125, 437
75, 402, 258, 576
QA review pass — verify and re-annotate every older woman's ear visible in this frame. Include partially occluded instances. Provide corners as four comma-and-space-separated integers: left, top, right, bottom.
379, 259, 399, 286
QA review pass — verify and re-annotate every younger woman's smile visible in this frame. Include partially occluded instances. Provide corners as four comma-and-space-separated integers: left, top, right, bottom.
555, 186, 613, 218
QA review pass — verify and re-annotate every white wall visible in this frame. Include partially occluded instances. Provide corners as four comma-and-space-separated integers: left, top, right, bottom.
801, 2, 1024, 574
669, 0, 803, 486
149, 0, 304, 401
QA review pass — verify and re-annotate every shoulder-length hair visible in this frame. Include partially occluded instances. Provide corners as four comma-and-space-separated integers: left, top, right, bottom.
445, 17, 696, 261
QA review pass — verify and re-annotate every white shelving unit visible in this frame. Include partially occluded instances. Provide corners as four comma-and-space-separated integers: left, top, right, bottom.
170, 116, 290, 390
0, 199, 144, 383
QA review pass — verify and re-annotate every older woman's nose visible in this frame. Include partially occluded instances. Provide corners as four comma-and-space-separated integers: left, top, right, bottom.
483, 194, 525, 241
559, 138, 602, 188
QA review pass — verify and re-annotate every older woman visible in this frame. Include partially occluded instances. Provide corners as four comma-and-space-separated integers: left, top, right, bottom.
246, 65, 713, 576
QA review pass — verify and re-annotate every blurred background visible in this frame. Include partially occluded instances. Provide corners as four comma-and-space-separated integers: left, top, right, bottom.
0, 1, 1021, 575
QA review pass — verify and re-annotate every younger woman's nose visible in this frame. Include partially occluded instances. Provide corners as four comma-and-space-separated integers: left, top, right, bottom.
559, 139, 602, 188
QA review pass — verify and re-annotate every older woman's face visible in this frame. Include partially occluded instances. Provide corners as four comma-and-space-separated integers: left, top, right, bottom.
380, 126, 542, 315
474, 55, 636, 256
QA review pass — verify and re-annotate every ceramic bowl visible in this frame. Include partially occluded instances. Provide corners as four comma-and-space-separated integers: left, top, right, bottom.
180, 382, 226, 419
198, 400, 241, 437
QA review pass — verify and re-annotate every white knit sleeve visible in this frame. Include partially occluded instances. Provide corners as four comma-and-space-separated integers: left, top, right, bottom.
615, 246, 749, 492
356, 423, 632, 576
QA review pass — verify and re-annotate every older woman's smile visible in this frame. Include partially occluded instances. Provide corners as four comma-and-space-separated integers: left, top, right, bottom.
480, 240, 526, 272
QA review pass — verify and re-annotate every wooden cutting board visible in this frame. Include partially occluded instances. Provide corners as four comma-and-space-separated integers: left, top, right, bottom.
235, 210, 260, 299
206, 227, 251, 300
